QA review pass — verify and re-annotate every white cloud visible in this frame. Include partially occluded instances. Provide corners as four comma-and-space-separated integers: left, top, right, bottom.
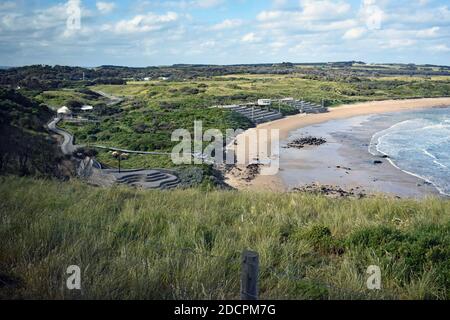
132, 0, 223, 11
428, 44, 450, 52
258, 0, 351, 23
300, 0, 351, 20
312, 19, 357, 32
257, 11, 282, 22
269, 41, 287, 50
387, 5, 450, 24
272, 0, 287, 7
343, 27, 366, 40
255, 0, 355, 36
0, 1, 16, 11
211, 19, 243, 30
96, 2, 116, 14
0, 3, 69, 32
381, 38, 416, 49
103, 12, 179, 34
1, 0, 449, 66
195, 0, 224, 8
416, 26, 440, 38
241, 32, 261, 43
257, 11, 357, 33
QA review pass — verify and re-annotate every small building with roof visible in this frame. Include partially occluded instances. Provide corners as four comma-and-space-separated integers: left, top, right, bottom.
57, 106, 72, 118
81, 105, 94, 111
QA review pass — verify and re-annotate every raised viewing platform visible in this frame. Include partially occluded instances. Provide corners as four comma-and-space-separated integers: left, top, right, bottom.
215, 98, 328, 124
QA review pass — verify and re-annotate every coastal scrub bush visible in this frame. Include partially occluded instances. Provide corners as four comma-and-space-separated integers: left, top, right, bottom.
292, 280, 329, 300
298, 225, 344, 255
345, 223, 450, 297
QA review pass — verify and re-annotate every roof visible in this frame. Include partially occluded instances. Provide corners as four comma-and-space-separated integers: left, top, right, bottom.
81, 105, 94, 111
57, 106, 71, 114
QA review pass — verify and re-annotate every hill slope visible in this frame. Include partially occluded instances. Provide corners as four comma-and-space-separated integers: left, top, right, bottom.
0, 89, 70, 177
1, 176, 449, 299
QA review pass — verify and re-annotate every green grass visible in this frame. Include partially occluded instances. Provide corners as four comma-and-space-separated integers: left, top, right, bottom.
59, 104, 252, 152
93, 74, 450, 106
38, 74, 450, 172
60, 74, 450, 154
95, 150, 176, 169
1, 176, 449, 300
34, 89, 108, 110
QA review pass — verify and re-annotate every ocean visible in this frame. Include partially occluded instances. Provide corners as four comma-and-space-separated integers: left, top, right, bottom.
369, 107, 450, 196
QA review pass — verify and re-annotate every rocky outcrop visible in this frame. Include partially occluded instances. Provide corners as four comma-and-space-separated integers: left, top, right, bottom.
286, 136, 327, 149
292, 183, 366, 198
227, 163, 261, 182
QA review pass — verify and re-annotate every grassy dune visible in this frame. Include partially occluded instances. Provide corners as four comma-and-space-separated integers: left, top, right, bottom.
1, 176, 449, 300
93, 74, 450, 106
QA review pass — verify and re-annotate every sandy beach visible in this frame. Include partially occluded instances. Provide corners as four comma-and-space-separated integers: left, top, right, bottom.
225, 97, 450, 195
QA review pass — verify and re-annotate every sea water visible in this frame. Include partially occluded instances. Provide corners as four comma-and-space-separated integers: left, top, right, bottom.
369, 107, 450, 196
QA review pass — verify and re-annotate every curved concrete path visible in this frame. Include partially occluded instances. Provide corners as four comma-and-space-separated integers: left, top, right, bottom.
47, 118, 181, 190
92, 90, 124, 106
48, 117, 78, 155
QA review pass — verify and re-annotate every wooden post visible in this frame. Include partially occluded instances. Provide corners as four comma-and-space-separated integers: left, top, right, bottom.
241, 250, 259, 300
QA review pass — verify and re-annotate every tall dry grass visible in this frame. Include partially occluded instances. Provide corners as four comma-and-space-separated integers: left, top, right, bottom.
1, 176, 449, 299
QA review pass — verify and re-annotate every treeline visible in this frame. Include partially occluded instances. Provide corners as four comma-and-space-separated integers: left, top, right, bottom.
0, 65, 126, 91
1, 63, 450, 91
0, 64, 298, 90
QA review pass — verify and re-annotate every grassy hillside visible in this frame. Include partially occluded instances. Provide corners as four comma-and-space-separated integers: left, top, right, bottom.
34, 88, 108, 110
57, 74, 450, 169
93, 74, 450, 107
1, 176, 449, 300
0, 89, 69, 177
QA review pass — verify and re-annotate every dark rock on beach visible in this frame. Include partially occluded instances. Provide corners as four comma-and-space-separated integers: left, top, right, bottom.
336, 165, 352, 171
227, 163, 261, 182
286, 136, 327, 149
292, 183, 367, 198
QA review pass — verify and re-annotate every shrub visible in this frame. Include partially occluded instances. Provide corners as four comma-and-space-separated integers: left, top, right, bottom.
299, 225, 344, 255
292, 280, 329, 300
346, 224, 450, 293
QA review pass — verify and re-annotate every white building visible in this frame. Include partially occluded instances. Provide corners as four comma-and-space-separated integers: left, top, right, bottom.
81, 105, 94, 111
257, 99, 272, 106
144, 77, 151, 81
57, 106, 72, 118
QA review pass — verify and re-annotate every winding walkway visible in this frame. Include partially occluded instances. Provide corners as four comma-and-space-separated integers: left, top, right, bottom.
47, 94, 181, 190
48, 117, 78, 155
92, 90, 124, 106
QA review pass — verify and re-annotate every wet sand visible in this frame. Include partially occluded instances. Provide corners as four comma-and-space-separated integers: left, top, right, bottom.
280, 114, 441, 197
225, 97, 450, 197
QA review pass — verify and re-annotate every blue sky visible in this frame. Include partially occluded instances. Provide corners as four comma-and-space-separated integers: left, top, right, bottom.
0, 0, 449, 66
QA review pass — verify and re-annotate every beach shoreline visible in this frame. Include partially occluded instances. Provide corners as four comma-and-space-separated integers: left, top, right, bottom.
225, 97, 450, 196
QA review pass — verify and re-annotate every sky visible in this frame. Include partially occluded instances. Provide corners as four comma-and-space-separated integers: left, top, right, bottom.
0, 0, 449, 67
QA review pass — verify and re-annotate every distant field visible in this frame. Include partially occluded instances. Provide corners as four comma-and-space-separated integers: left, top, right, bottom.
92, 74, 450, 107
1, 176, 449, 299
373, 76, 450, 81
